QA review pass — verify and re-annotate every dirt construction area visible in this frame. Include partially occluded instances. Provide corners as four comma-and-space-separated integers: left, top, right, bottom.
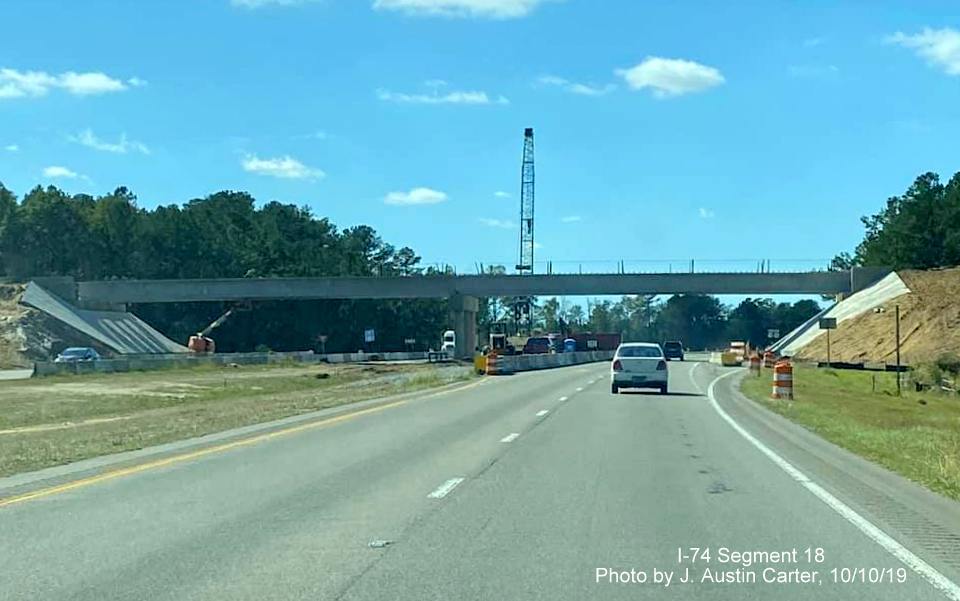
797, 268, 960, 365
0, 361, 472, 477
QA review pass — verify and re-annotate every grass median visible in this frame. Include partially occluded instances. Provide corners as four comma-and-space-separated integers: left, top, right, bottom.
0, 361, 473, 477
740, 365, 960, 501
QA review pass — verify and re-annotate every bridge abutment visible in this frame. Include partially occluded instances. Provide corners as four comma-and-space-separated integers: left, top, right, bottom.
448, 294, 478, 360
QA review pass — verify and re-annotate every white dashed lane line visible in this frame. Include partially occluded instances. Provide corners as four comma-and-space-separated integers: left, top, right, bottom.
500, 433, 520, 443
427, 478, 465, 499
535, 410, 549, 417
558, 396, 568, 402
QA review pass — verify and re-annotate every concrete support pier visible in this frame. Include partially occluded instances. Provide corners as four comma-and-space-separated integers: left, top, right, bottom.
448, 294, 478, 360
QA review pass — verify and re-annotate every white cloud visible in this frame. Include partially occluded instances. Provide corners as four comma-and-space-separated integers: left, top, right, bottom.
43, 166, 79, 179
372, 0, 550, 19
127, 77, 148, 87
479, 217, 516, 228
494, 190, 511, 198
560, 215, 581, 223
241, 155, 325, 179
70, 129, 150, 154
385, 187, 448, 206
538, 75, 616, 97
616, 57, 725, 98
0, 68, 139, 99
231, 0, 316, 7
58, 72, 127, 95
377, 88, 508, 105
698, 207, 715, 219
887, 28, 960, 76
4, 144, 18, 152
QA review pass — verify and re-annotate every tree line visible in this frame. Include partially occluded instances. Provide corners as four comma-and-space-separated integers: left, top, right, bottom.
1, 182, 820, 353
486, 294, 820, 350
0, 184, 449, 352
832, 171, 960, 271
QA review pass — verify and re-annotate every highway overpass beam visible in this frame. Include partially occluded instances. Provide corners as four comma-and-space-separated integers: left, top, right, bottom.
448, 294, 478, 360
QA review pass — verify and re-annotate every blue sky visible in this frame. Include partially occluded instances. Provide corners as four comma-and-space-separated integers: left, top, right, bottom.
2, 0, 960, 280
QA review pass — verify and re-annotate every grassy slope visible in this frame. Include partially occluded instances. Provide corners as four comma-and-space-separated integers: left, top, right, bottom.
741, 366, 960, 501
0, 362, 473, 477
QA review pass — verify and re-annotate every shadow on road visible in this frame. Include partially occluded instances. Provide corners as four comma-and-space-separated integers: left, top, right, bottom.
617, 391, 702, 397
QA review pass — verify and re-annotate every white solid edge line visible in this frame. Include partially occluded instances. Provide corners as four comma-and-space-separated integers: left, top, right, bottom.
535, 410, 549, 417
427, 477, 465, 499
707, 370, 960, 601
500, 433, 520, 443
689, 361, 703, 395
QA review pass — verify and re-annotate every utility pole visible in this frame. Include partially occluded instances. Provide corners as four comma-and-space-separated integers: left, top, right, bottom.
874, 305, 902, 395
895, 304, 901, 396
826, 329, 831, 366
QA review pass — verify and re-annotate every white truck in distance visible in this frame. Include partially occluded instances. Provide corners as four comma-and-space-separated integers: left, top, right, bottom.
441, 330, 456, 357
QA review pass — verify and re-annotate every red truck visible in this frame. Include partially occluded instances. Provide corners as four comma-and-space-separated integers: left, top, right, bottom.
568, 332, 622, 352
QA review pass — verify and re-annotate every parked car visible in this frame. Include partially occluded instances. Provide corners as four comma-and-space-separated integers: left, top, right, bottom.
611, 342, 668, 394
54, 347, 101, 363
522, 336, 552, 354
663, 340, 684, 361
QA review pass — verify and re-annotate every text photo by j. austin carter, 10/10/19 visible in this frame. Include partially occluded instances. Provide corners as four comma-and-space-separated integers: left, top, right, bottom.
593, 547, 909, 588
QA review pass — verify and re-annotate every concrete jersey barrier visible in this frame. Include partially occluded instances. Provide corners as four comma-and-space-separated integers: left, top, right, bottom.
494, 350, 614, 374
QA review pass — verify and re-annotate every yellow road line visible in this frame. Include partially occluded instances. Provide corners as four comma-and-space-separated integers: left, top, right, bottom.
0, 377, 486, 509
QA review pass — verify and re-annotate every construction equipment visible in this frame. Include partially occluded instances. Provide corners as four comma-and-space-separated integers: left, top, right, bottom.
488, 321, 515, 355
187, 307, 236, 353
516, 127, 535, 274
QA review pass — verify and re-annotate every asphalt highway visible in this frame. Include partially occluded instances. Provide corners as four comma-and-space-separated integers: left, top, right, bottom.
1, 359, 958, 600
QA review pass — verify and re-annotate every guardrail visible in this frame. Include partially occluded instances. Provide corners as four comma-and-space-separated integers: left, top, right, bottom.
33, 349, 611, 378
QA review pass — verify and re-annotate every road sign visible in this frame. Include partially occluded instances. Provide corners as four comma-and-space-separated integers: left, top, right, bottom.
404, 338, 416, 345
818, 318, 837, 330
767, 329, 780, 339
364, 328, 376, 343
318, 334, 328, 343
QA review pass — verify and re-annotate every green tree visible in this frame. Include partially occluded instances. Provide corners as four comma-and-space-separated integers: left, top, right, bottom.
654, 294, 725, 349
537, 297, 561, 332
844, 171, 960, 270
0, 184, 18, 276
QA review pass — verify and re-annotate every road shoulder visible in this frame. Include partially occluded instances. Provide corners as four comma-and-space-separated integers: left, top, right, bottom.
706, 366, 960, 585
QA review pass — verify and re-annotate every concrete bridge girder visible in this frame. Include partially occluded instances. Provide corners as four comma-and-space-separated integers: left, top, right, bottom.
74, 268, 892, 306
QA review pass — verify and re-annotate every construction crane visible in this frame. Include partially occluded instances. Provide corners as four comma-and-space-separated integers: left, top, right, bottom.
516, 127, 535, 274
512, 127, 536, 336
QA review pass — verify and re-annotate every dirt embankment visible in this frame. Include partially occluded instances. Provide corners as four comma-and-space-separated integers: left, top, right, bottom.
0, 284, 31, 368
0, 283, 108, 368
796, 268, 960, 365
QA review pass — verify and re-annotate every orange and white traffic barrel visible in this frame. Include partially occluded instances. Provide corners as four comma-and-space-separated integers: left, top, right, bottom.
772, 360, 794, 400
486, 352, 499, 376
762, 350, 777, 368
748, 353, 762, 375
